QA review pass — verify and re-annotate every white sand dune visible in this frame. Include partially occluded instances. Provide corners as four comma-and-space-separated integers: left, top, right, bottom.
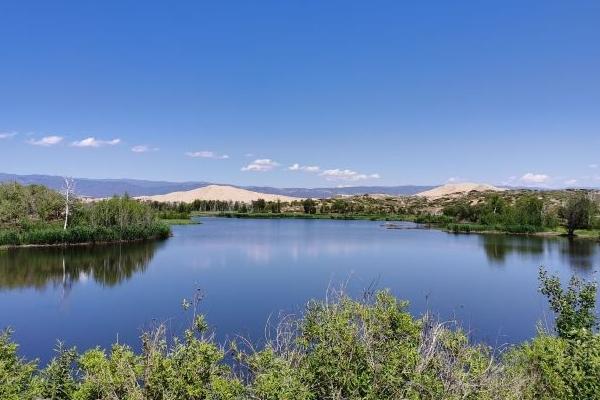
136, 184, 300, 203
416, 183, 505, 199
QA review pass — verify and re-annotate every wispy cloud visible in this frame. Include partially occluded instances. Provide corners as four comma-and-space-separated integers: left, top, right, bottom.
519, 172, 550, 184
27, 135, 64, 146
241, 159, 279, 172
71, 137, 121, 148
132, 145, 159, 153
446, 176, 468, 183
320, 168, 380, 182
288, 163, 320, 172
0, 131, 17, 139
589, 164, 598, 169
186, 151, 229, 159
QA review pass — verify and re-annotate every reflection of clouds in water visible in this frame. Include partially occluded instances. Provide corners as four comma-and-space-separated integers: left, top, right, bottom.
180, 236, 386, 270
246, 244, 272, 263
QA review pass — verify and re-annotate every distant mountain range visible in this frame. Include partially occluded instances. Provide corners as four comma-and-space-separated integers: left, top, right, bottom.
0, 173, 435, 198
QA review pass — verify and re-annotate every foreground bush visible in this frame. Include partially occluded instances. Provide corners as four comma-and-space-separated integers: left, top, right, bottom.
1, 270, 599, 399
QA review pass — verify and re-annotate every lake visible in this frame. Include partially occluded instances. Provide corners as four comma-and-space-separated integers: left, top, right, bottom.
1, 217, 599, 362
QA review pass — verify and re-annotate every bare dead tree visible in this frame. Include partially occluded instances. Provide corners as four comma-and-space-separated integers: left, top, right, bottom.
62, 177, 76, 230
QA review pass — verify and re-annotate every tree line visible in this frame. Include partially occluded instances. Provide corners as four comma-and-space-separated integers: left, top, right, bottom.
442, 193, 598, 236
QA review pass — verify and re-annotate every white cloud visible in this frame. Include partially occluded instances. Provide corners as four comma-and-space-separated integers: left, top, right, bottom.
589, 164, 598, 169
71, 137, 121, 148
132, 145, 158, 153
519, 172, 550, 184
320, 168, 380, 182
288, 163, 320, 172
27, 136, 64, 146
0, 132, 17, 139
446, 176, 468, 183
186, 150, 229, 159
241, 159, 279, 172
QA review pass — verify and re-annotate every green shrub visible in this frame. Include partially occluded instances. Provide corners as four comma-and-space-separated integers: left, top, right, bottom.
0, 272, 598, 399
0, 330, 41, 400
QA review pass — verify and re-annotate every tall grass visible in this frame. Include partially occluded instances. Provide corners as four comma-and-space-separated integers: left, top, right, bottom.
0, 223, 170, 246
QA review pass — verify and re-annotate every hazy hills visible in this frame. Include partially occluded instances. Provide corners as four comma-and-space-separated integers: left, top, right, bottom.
0, 173, 434, 198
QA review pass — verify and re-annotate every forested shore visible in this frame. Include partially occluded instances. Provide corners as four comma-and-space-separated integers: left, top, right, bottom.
148, 190, 600, 239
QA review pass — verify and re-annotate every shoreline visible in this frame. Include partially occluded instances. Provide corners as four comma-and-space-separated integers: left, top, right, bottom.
198, 212, 600, 241
0, 235, 171, 250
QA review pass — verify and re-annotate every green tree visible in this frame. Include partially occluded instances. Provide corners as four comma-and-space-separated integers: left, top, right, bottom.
514, 195, 544, 227
561, 194, 596, 236
302, 199, 316, 214
252, 199, 266, 212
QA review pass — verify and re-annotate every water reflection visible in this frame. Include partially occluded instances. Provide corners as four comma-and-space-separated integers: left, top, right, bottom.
479, 235, 544, 264
0, 241, 160, 291
479, 234, 599, 272
559, 239, 599, 271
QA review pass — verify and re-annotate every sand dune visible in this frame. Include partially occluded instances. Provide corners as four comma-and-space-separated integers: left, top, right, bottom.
416, 183, 505, 199
136, 184, 300, 203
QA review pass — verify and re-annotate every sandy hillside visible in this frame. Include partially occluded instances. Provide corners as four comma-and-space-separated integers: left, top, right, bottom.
416, 183, 505, 199
136, 184, 300, 203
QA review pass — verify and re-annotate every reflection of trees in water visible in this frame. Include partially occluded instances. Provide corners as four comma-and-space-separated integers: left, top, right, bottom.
479, 234, 599, 271
558, 239, 598, 271
0, 241, 160, 290
479, 235, 545, 264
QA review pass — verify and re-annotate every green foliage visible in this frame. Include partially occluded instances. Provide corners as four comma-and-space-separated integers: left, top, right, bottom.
38, 342, 78, 400
0, 223, 170, 246
0, 182, 64, 229
76, 345, 143, 400
509, 330, 600, 400
560, 193, 596, 236
441, 194, 550, 234
538, 268, 597, 338
1, 273, 599, 399
245, 347, 311, 400
0, 330, 41, 400
156, 210, 191, 220
514, 196, 544, 227
302, 198, 317, 214
0, 183, 171, 246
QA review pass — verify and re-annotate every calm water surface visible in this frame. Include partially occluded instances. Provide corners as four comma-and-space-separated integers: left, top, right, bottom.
1, 217, 599, 362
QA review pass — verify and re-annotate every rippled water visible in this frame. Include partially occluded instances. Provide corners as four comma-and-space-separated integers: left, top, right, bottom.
1, 217, 599, 362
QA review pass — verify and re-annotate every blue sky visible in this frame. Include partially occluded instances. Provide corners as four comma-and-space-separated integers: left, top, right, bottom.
1, 1, 599, 188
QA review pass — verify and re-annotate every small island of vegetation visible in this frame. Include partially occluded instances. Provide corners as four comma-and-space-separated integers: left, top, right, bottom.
0, 182, 170, 247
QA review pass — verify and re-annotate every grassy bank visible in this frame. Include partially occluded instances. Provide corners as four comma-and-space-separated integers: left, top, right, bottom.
0, 222, 170, 247
160, 218, 200, 225
1, 269, 599, 399
210, 211, 415, 221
